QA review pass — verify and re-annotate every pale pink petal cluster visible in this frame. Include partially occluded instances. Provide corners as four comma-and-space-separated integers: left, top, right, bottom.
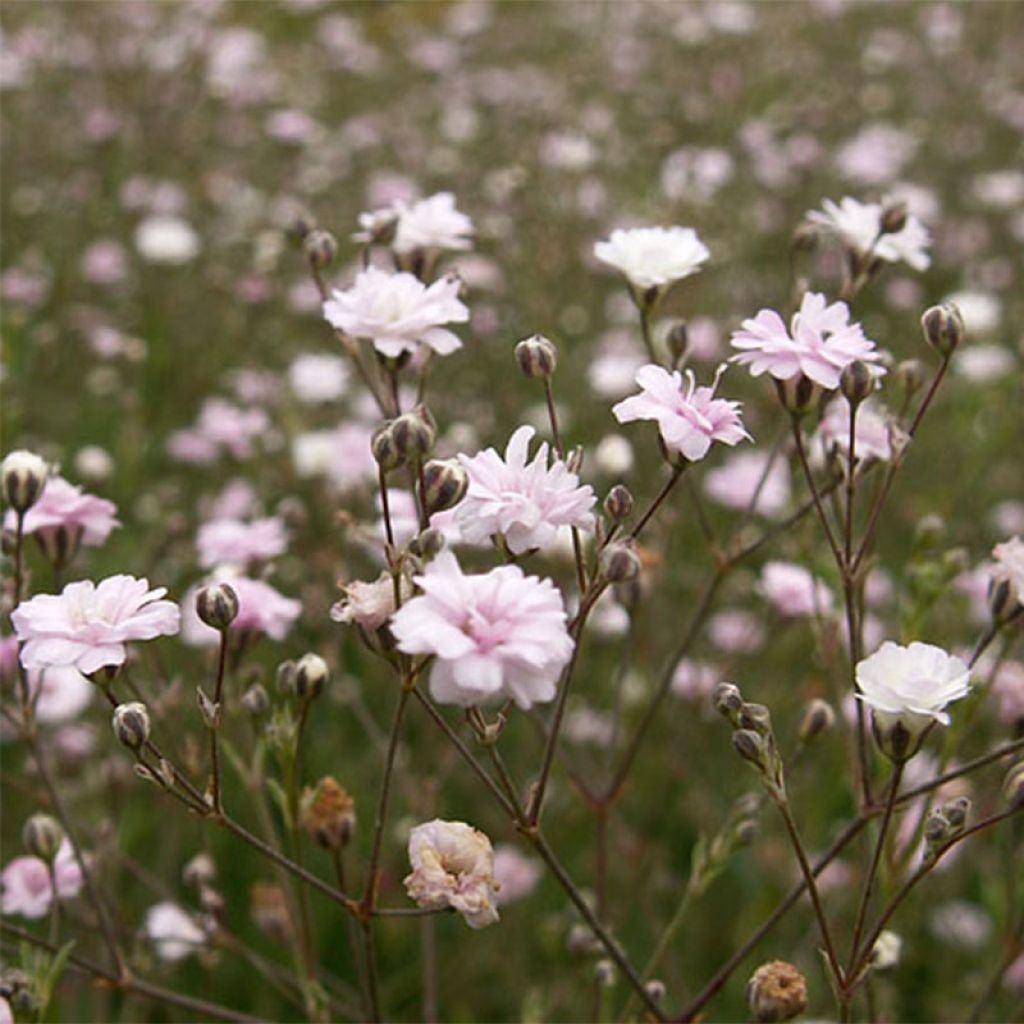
671, 658, 721, 702
167, 398, 271, 463
991, 661, 1024, 725
612, 364, 750, 462
182, 576, 301, 645
594, 226, 709, 290
703, 451, 791, 519
12, 576, 181, 676
144, 902, 207, 961
291, 422, 377, 491
455, 426, 596, 554
760, 561, 834, 617
492, 845, 542, 906
404, 819, 499, 928
816, 397, 893, 463
29, 665, 94, 724
4, 477, 120, 547
856, 641, 971, 739
323, 267, 469, 358
730, 292, 885, 390
991, 536, 1024, 609
330, 571, 410, 631
196, 516, 288, 569
808, 196, 931, 271
392, 192, 474, 254
1, 841, 83, 919
389, 552, 574, 709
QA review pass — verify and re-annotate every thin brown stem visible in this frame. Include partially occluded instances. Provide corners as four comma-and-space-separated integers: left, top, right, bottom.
791, 417, 846, 571
208, 627, 230, 813
628, 466, 684, 542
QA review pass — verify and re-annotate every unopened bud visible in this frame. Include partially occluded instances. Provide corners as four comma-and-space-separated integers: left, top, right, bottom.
921, 303, 964, 357
371, 422, 404, 471
288, 210, 316, 244
738, 702, 772, 736
989, 577, 1024, 626
799, 698, 835, 744
879, 200, 908, 235
241, 683, 270, 716
666, 321, 689, 365
1003, 762, 1024, 810
941, 795, 971, 831
276, 660, 298, 696
774, 374, 823, 416
734, 817, 760, 846
895, 358, 926, 398
294, 653, 329, 701
251, 882, 293, 943
914, 514, 945, 549
733, 729, 765, 768
600, 542, 641, 583
112, 701, 151, 750
301, 777, 356, 851
644, 979, 666, 1002
747, 960, 808, 1023
408, 527, 446, 561
2, 449, 48, 514
791, 222, 819, 254
22, 814, 63, 863
422, 458, 469, 515
515, 334, 557, 379
303, 229, 337, 269
595, 959, 616, 987
391, 410, 436, 460
603, 484, 634, 522
183, 852, 217, 888
712, 682, 744, 720
195, 582, 239, 631
924, 809, 950, 845
840, 360, 874, 406
870, 930, 902, 971
567, 923, 602, 957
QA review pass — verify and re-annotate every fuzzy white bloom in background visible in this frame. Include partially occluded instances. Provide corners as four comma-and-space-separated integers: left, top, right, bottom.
134, 216, 200, 265
455, 425, 596, 554
392, 192, 474, 254
323, 267, 469, 358
856, 641, 971, 756
808, 196, 931, 271
404, 819, 499, 928
144, 902, 206, 961
593, 225, 709, 291
991, 536, 1024, 609
870, 930, 903, 970
389, 551, 574, 709
288, 353, 350, 403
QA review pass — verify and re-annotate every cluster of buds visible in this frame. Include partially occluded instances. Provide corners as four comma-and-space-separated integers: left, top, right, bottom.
747, 960, 808, 1023
713, 682, 785, 800
922, 795, 971, 865
277, 653, 330, 703
300, 777, 356, 851
372, 405, 437, 472
688, 792, 761, 900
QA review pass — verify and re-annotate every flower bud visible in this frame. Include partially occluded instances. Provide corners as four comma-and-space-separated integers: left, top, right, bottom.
241, 683, 270, 716
869, 930, 902, 971
924, 809, 950, 846
391, 410, 436, 461
276, 659, 297, 696
738, 702, 772, 736
879, 200, 908, 235
251, 882, 293, 943
1003, 762, 1024, 810
22, 814, 63, 863
2, 449, 48, 515
603, 484, 634, 523
600, 542, 641, 583
798, 698, 835, 744
747, 960, 808, 1023
294, 653, 329, 701
594, 959, 616, 987
408, 527, 446, 561
921, 303, 964, 357
422, 458, 469, 515
303, 229, 337, 269
712, 681, 744, 720
913, 514, 945, 549
989, 577, 1024, 626
301, 777, 356, 851
894, 358, 925, 399
644, 979, 666, 1002
195, 582, 240, 632
288, 210, 316, 244
791, 222, 819, 254
840, 360, 874, 406
183, 852, 217, 888
666, 321, 689, 366
774, 374, 823, 417
112, 701, 151, 751
371, 422, 404, 471
941, 795, 971, 831
733, 729, 765, 768
515, 334, 557, 379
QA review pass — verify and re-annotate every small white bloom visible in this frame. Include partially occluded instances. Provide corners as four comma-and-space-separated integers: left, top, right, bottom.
134, 216, 200, 265
144, 902, 206, 961
991, 536, 1024, 611
392, 192, 474, 254
288, 353, 350, 403
594, 226, 709, 291
870, 930, 902, 971
808, 196, 930, 271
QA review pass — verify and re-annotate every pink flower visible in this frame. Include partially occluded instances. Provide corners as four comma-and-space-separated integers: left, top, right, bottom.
12, 576, 181, 676
389, 552, 574, 709
492, 845, 541, 905
991, 661, 1024, 725
455, 426, 596, 554
815, 397, 893, 463
196, 516, 288, 569
991, 536, 1024, 610
323, 267, 469, 358
330, 572, 410, 631
392, 192, 474, 254
28, 665, 94, 724
670, 658, 721, 702
612, 364, 750, 462
182, 576, 301, 645
4, 476, 120, 551
291, 422, 377, 491
144, 902, 207, 961
168, 399, 271, 463
2, 841, 83, 919
404, 819, 499, 928
759, 561, 834, 617
730, 292, 885, 390
703, 450, 791, 519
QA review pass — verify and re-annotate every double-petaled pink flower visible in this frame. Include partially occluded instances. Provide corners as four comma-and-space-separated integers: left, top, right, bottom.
3, 476, 119, 553
455, 426, 596, 554
730, 292, 885, 390
612, 364, 750, 462
12, 576, 181, 677
1, 841, 83, 919
389, 552, 574, 709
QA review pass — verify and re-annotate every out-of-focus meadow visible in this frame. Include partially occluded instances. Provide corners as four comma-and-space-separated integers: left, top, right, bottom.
2, 1, 1023, 1022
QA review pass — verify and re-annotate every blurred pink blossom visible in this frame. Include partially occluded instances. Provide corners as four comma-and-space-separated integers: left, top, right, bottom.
1, 841, 83, 919
759, 561, 834, 617
182, 577, 301, 645
4, 476, 120, 550
703, 450, 791, 519
196, 517, 288, 569
991, 661, 1024, 725
492, 845, 541, 905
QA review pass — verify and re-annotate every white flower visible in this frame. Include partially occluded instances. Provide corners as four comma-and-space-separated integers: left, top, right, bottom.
870, 930, 902, 971
404, 819, 499, 928
593, 226, 710, 291
134, 216, 200, 265
856, 641, 971, 756
808, 197, 930, 271
392, 192, 474, 254
991, 536, 1024, 611
144, 902, 206, 961
288, 353, 350, 403
323, 267, 469, 358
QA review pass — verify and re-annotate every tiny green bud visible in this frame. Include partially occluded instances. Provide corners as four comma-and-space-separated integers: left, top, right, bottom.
738, 702, 772, 736
22, 814, 64, 863
840, 360, 874, 406
798, 698, 835, 744
733, 729, 765, 768
712, 682, 744, 720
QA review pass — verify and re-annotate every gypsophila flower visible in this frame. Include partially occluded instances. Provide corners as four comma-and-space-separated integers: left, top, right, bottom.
815, 397, 893, 464
808, 196, 931, 271
330, 571, 411, 631
392, 192, 474, 254
12, 576, 181, 677
991, 537, 1024, 609
288, 353, 350, 403
612, 364, 750, 462
856, 641, 971, 754
1, 841, 83, 919
323, 267, 469, 358
27, 665, 94, 724
455, 425, 596, 554
196, 516, 288, 569
492, 846, 541, 905
703, 450, 791, 519
730, 291, 885, 390
389, 551, 573, 709
404, 819, 499, 928
594, 226, 709, 291
759, 561, 834, 617
3, 476, 120, 558
144, 902, 206, 961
